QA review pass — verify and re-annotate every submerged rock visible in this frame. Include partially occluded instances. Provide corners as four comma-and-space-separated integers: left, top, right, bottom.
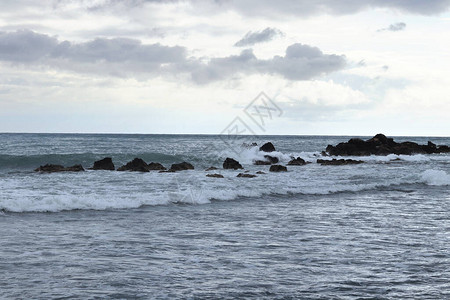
223, 158, 243, 170
269, 165, 287, 172
256, 171, 266, 175
35, 164, 85, 173
317, 159, 364, 166
326, 133, 450, 156
92, 157, 115, 170
117, 158, 149, 172
259, 142, 276, 152
206, 173, 224, 178
205, 166, 218, 171
287, 157, 307, 166
169, 162, 194, 172
237, 173, 257, 178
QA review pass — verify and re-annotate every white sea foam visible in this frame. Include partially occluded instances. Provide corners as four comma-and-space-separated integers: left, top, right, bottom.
420, 169, 450, 186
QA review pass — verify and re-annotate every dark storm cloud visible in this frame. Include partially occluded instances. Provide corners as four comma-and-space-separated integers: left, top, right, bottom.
0, 30, 346, 83
378, 22, 406, 32
234, 28, 283, 47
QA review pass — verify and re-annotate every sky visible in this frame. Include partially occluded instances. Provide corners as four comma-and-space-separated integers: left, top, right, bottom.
1, 0, 450, 136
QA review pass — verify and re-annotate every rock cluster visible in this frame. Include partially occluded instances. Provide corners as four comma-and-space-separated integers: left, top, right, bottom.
287, 157, 307, 166
317, 159, 364, 166
35, 164, 85, 173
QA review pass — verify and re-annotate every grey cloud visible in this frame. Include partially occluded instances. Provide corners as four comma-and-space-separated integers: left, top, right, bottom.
234, 27, 283, 47
378, 22, 406, 32
0, 30, 346, 83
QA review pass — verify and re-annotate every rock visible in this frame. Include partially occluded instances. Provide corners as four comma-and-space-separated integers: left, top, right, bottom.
169, 162, 194, 172
269, 165, 287, 172
147, 162, 166, 171
325, 134, 449, 156
256, 171, 266, 175
117, 158, 149, 172
223, 158, 243, 170
206, 173, 224, 178
237, 173, 257, 178
317, 159, 364, 166
254, 155, 279, 165
205, 166, 218, 171
287, 157, 306, 166
242, 142, 258, 148
254, 160, 271, 165
92, 157, 115, 170
259, 142, 276, 152
35, 164, 85, 173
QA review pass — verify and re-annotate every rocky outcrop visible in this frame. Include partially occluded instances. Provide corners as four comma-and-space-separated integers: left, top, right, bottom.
259, 142, 276, 152
269, 165, 287, 172
326, 134, 450, 156
117, 158, 149, 172
317, 159, 364, 166
147, 162, 166, 171
35, 164, 85, 173
223, 158, 243, 170
206, 173, 224, 178
287, 157, 307, 166
254, 155, 279, 165
92, 157, 115, 170
237, 173, 257, 178
169, 162, 194, 172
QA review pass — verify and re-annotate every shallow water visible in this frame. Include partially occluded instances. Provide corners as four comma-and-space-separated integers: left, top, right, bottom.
1, 134, 449, 298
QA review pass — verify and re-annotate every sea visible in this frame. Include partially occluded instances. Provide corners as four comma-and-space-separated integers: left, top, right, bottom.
0, 133, 449, 299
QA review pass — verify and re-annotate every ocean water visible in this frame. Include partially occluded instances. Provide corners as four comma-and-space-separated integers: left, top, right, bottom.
1, 133, 449, 299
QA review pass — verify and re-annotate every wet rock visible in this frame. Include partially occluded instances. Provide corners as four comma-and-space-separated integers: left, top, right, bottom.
256, 171, 266, 175
35, 164, 85, 173
92, 157, 115, 170
169, 162, 194, 172
117, 158, 149, 172
269, 165, 287, 172
205, 166, 218, 171
254, 160, 271, 165
147, 162, 166, 171
259, 142, 276, 152
206, 173, 224, 178
254, 155, 279, 165
325, 134, 450, 156
237, 173, 257, 178
317, 159, 364, 166
287, 157, 306, 166
223, 158, 243, 170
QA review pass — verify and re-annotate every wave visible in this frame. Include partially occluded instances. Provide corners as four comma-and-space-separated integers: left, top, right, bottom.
420, 169, 450, 186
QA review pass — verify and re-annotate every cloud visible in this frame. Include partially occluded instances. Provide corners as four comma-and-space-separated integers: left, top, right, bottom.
378, 22, 406, 32
234, 27, 283, 47
0, 30, 346, 83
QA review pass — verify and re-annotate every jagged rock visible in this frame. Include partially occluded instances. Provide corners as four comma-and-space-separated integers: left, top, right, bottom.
237, 173, 257, 178
254, 155, 279, 165
242, 142, 258, 148
287, 157, 306, 166
206, 173, 224, 178
269, 165, 287, 172
259, 142, 276, 152
92, 157, 115, 170
256, 171, 266, 174
317, 159, 364, 166
325, 134, 450, 156
205, 166, 218, 171
117, 158, 149, 172
147, 162, 166, 171
223, 158, 243, 170
35, 164, 85, 173
169, 162, 194, 172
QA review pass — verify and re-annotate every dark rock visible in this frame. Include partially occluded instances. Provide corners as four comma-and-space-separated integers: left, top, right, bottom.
92, 157, 115, 170
259, 142, 276, 152
223, 158, 243, 170
205, 166, 218, 171
269, 165, 287, 172
242, 142, 258, 148
169, 162, 194, 172
254, 160, 271, 165
254, 155, 279, 165
206, 173, 224, 178
35, 164, 85, 173
287, 157, 306, 166
317, 159, 364, 166
325, 134, 449, 156
256, 171, 266, 175
438, 145, 450, 153
237, 173, 257, 178
147, 162, 166, 171
117, 158, 149, 172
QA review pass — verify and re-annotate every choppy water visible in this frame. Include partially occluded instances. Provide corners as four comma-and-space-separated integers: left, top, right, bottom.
1, 133, 449, 299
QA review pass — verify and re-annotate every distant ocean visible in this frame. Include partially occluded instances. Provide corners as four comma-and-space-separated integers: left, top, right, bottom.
1, 133, 449, 299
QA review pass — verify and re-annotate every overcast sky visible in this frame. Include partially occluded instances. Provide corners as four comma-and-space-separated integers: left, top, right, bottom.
1, 0, 450, 135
